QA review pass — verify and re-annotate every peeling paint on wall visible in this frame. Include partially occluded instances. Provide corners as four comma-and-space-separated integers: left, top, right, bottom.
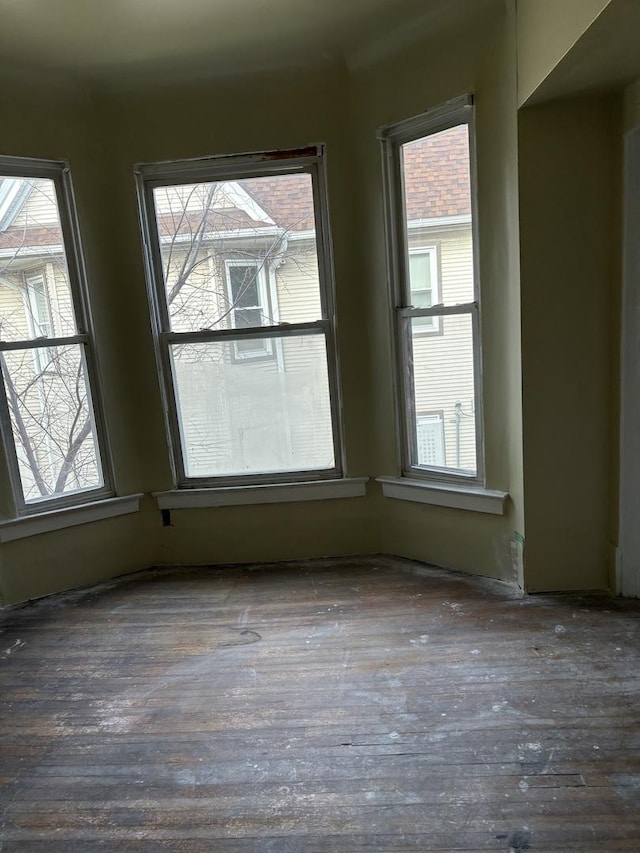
511, 531, 525, 587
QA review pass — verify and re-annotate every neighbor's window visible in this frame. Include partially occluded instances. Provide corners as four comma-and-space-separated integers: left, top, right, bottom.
0, 159, 111, 512
380, 95, 483, 481
409, 247, 439, 332
224, 260, 272, 360
136, 146, 343, 485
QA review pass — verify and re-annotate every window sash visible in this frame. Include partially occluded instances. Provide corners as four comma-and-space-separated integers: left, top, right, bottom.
397, 305, 482, 480
0, 158, 113, 515
159, 324, 342, 488
168, 322, 341, 488
136, 150, 345, 488
138, 151, 334, 336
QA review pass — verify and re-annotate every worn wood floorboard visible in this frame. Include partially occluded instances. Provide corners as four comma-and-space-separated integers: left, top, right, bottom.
1, 555, 639, 851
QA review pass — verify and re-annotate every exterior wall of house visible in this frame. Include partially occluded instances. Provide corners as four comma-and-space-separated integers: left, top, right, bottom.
275, 243, 321, 323
409, 226, 476, 472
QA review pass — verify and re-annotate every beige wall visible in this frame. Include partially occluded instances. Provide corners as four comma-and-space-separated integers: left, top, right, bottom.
0, 0, 630, 605
518, 96, 616, 591
0, 72, 159, 604
516, 0, 612, 106
350, 1, 525, 585
0, 62, 379, 605
623, 79, 640, 134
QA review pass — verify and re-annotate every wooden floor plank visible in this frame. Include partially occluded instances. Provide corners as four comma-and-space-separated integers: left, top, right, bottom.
1, 555, 639, 850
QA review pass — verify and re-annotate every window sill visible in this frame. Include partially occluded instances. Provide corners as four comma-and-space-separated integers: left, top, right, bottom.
0, 494, 144, 543
377, 476, 508, 515
153, 477, 369, 509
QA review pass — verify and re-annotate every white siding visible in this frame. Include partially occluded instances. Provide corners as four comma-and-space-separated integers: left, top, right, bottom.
409, 224, 476, 471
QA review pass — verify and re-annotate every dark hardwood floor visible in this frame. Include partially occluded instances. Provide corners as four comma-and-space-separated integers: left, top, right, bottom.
1, 555, 639, 851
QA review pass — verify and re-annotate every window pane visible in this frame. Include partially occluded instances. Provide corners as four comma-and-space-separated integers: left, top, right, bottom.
235, 308, 262, 329
401, 125, 474, 306
408, 313, 476, 474
0, 177, 77, 342
229, 266, 260, 308
409, 253, 432, 297
0, 344, 103, 502
171, 334, 335, 477
152, 173, 322, 333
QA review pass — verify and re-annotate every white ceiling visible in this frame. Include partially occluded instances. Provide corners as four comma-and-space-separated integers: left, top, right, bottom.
0, 0, 492, 83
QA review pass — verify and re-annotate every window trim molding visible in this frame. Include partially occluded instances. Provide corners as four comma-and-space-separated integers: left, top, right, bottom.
153, 477, 368, 509
378, 94, 486, 489
0, 156, 115, 516
135, 145, 347, 490
0, 493, 142, 542
377, 476, 507, 515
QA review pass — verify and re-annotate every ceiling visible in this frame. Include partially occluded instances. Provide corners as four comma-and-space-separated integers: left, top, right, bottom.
0, 0, 490, 84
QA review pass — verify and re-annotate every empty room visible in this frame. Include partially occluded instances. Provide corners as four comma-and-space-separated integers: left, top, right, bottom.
1, 0, 639, 849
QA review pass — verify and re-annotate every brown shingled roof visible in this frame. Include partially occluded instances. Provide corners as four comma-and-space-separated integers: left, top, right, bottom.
240, 174, 316, 233
0, 133, 470, 255
403, 124, 471, 220
155, 206, 266, 239
0, 224, 62, 251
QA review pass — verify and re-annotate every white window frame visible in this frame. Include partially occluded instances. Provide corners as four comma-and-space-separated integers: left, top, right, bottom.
378, 94, 485, 486
135, 145, 346, 490
408, 246, 440, 333
223, 258, 273, 360
0, 156, 113, 516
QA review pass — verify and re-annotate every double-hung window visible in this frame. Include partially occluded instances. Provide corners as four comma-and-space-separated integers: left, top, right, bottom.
0, 158, 111, 512
136, 146, 343, 485
380, 95, 484, 483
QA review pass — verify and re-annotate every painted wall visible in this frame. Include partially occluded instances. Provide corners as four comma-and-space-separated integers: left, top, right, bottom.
0, 69, 159, 605
0, 62, 378, 605
0, 0, 628, 605
518, 96, 616, 592
92, 63, 376, 568
623, 79, 640, 134
349, 2, 525, 585
616, 78, 640, 597
516, 0, 612, 106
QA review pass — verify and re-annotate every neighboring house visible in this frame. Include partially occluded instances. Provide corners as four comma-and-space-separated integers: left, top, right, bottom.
0, 132, 475, 493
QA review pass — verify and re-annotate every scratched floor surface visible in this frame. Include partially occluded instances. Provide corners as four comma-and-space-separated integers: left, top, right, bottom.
1, 555, 639, 851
